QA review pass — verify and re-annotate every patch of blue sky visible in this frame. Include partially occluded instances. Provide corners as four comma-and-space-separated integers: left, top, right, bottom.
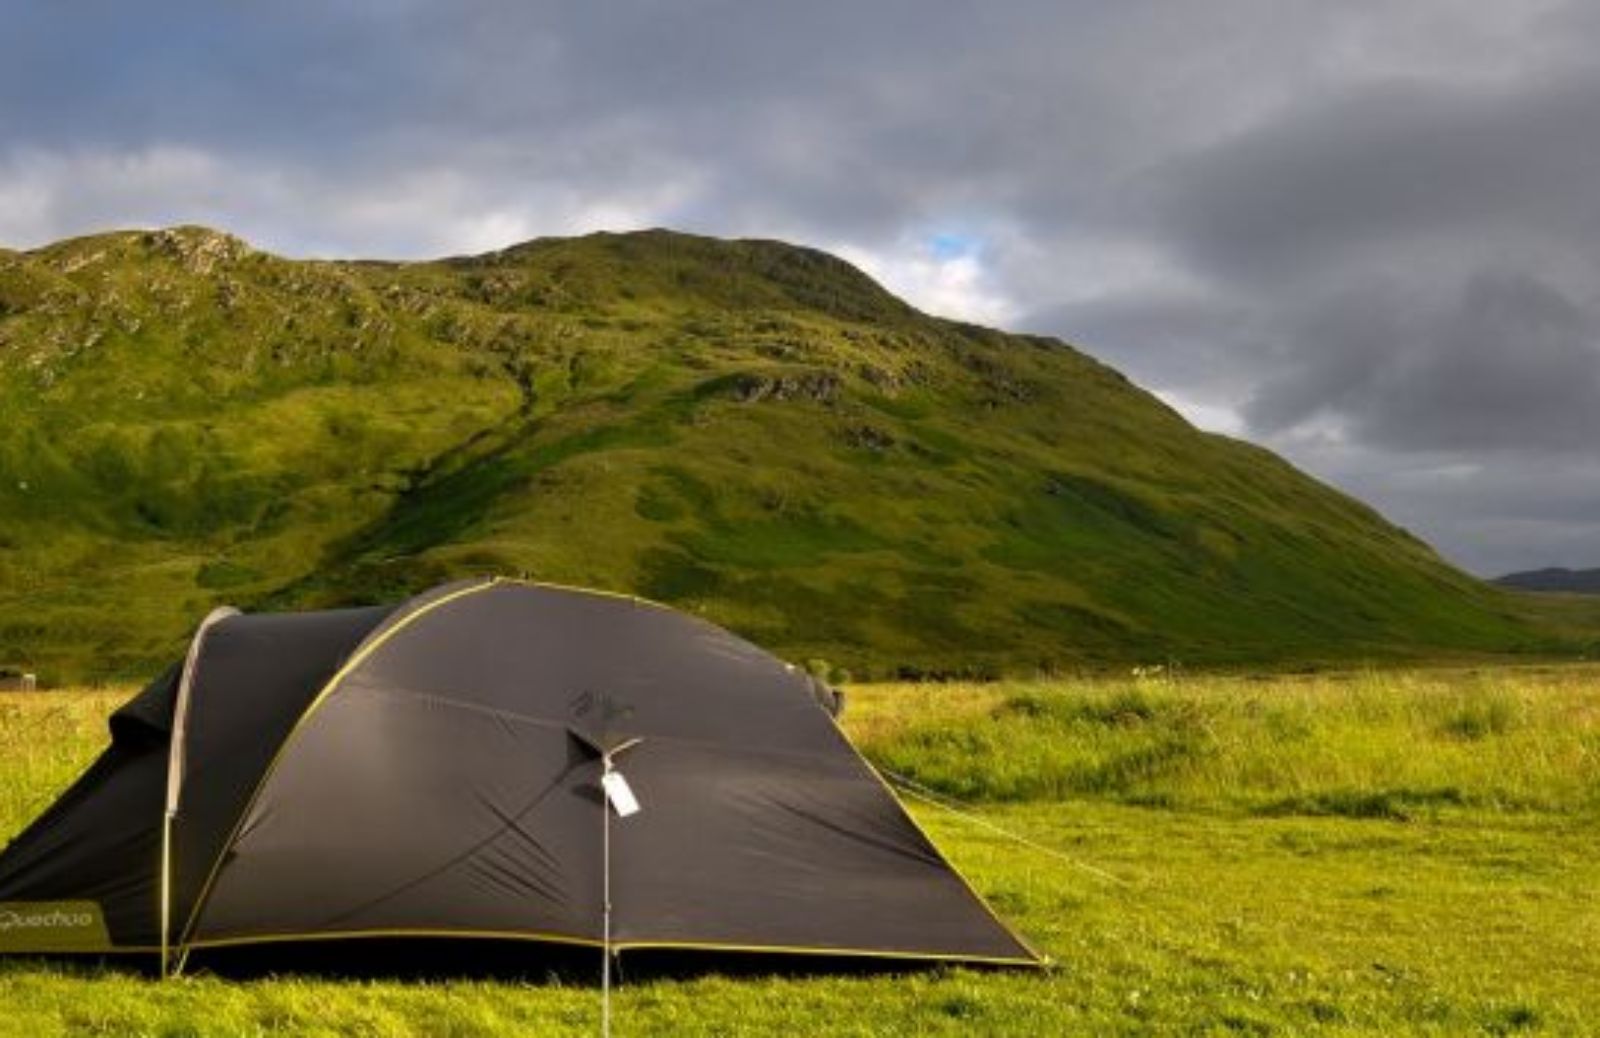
927, 231, 982, 261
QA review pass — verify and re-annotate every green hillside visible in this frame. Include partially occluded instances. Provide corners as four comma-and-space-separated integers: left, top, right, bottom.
0, 226, 1584, 680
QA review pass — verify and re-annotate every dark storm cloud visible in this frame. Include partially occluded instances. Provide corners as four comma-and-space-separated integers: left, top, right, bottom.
1114, 49, 1600, 572
1239, 272, 1600, 452
1153, 75, 1600, 288
1023, 292, 1266, 405
2, 1, 1598, 573
1271, 438, 1600, 576
0, 2, 1326, 245
1355, 273, 1600, 453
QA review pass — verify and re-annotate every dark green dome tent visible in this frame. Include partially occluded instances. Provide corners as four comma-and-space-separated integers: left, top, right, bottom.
0, 579, 1037, 973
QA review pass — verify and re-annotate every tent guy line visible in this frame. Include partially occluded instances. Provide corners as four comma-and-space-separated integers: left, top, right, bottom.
882, 768, 1130, 889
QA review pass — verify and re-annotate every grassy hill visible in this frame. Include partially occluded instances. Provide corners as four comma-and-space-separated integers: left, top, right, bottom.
0, 226, 1589, 679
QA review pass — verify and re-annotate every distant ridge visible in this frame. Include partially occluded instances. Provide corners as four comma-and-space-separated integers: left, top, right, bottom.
1494, 568, 1600, 595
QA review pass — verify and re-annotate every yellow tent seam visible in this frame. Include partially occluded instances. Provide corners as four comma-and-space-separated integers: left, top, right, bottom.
819, 701, 1048, 965
173, 579, 501, 962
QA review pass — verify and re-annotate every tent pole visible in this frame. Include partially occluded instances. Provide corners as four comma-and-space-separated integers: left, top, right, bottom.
159, 812, 173, 977
601, 751, 613, 1038
160, 605, 238, 980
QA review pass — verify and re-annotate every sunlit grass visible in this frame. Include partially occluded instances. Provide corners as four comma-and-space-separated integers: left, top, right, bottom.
856, 666, 1600, 815
0, 688, 128, 839
2, 667, 1598, 1035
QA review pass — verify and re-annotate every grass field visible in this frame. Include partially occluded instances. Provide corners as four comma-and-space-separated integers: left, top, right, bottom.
2, 666, 1598, 1035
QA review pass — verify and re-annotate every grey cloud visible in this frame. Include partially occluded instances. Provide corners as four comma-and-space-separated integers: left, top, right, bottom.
1267, 435, 1600, 574
1152, 73, 1600, 290
1225, 246, 1600, 456
1022, 292, 1265, 400
3, 1, 1600, 573
1239, 287, 1405, 435
0, 3, 1349, 247
1356, 271, 1600, 452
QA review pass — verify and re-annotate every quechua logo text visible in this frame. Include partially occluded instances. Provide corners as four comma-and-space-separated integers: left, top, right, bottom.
0, 906, 94, 931
0, 901, 109, 951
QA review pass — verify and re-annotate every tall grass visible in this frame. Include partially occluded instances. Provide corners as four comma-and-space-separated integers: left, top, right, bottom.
3, 671, 1599, 1035
854, 665, 1600, 817
0, 689, 127, 839
9, 670, 1594, 839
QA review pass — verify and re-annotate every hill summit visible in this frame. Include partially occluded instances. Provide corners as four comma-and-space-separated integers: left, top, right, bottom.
0, 227, 1578, 678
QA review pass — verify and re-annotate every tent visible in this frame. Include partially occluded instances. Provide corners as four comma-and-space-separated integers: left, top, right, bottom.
0, 578, 1038, 973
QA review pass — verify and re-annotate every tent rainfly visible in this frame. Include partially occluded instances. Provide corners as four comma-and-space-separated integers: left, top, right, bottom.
0, 578, 1039, 971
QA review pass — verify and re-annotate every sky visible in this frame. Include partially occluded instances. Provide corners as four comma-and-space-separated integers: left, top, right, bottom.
3, 1, 1597, 576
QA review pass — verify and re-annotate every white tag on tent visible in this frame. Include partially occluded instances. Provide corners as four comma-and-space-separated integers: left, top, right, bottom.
602, 770, 641, 817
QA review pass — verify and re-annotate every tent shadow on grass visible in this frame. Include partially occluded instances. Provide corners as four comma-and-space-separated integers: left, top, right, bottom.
13, 939, 1004, 984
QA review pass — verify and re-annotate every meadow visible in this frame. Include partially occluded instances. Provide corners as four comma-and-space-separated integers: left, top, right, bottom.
1, 665, 1597, 1036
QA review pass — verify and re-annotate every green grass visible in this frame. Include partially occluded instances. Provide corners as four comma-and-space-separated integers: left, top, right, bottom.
859, 667, 1600, 813
3, 667, 1598, 1035
3, 226, 1595, 681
